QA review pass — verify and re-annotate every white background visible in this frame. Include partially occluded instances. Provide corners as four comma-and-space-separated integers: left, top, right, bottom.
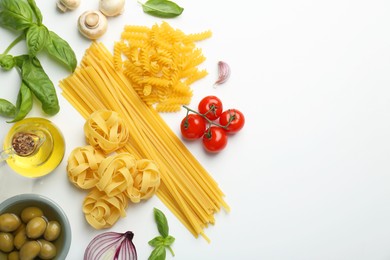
1, 0, 390, 259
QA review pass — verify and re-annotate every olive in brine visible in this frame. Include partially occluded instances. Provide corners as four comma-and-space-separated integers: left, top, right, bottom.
19, 240, 41, 260
8, 251, 19, 260
0, 232, 14, 253
26, 217, 47, 239
38, 239, 57, 259
21, 207, 43, 223
44, 220, 61, 241
0, 213, 21, 232
14, 225, 27, 250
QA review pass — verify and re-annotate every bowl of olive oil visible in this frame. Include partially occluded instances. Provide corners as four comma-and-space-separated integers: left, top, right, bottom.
2, 117, 65, 178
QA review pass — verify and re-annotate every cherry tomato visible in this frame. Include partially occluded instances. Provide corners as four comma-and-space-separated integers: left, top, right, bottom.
219, 109, 245, 134
198, 96, 223, 120
180, 114, 207, 140
202, 126, 228, 153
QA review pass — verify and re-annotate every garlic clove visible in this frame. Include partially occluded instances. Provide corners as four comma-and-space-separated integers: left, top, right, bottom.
99, 0, 125, 17
78, 11, 108, 40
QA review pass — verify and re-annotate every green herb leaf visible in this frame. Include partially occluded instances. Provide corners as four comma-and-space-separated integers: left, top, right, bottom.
0, 54, 15, 71
0, 0, 34, 31
153, 208, 169, 238
26, 0, 42, 25
15, 55, 60, 116
8, 82, 32, 123
0, 98, 15, 118
148, 246, 166, 260
141, 0, 184, 18
163, 235, 175, 246
148, 236, 165, 247
45, 31, 77, 72
26, 24, 49, 57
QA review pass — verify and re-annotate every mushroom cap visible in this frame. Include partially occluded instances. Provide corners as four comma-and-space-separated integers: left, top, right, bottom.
57, 0, 80, 12
99, 0, 125, 17
78, 10, 108, 40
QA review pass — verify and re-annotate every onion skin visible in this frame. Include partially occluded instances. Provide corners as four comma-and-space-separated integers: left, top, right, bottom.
84, 231, 137, 260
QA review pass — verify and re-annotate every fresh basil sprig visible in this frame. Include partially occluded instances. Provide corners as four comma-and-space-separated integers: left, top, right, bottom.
148, 208, 176, 260
139, 0, 184, 18
0, 0, 77, 122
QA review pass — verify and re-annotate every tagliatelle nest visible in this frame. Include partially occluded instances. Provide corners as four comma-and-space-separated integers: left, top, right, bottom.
67, 145, 105, 190
84, 109, 129, 154
126, 159, 161, 203
95, 153, 137, 197
83, 188, 128, 229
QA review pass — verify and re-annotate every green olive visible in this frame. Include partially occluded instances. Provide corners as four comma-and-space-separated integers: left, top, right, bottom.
0, 232, 14, 253
38, 239, 57, 259
26, 217, 47, 239
7, 251, 19, 260
43, 220, 61, 241
13, 225, 27, 250
19, 240, 41, 260
0, 213, 21, 232
20, 207, 43, 223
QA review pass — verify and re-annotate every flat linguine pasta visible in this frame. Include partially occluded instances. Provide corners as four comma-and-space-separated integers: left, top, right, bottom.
60, 41, 229, 241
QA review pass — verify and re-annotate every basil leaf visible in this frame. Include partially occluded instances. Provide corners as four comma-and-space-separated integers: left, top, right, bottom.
8, 82, 33, 123
148, 246, 166, 260
0, 98, 16, 118
26, 24, 49, 57
148, 236, 165, 247
27, 0, 42, 25
141, 0, 184, 18
153, 208, 169, 238
15, 55, 60, 116
45, 31, 77, 72
0, 54, 15, 71
0, 0, 34, 31
163, 235, 175, 246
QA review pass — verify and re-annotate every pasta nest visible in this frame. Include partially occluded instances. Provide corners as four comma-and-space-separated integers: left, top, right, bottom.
84, 109, 129, 154
67, 145, 105, 190
83, 189, 128, 229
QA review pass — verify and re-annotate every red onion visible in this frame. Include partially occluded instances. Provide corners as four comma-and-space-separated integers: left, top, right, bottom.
84, 231, 137, 260
214, 61, 231, 86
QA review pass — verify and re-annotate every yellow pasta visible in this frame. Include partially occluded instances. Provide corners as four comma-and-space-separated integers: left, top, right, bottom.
67, 145, 105, 190
115, 21, 212, 112
84, 109, 129, 154
60, 41, 229, 241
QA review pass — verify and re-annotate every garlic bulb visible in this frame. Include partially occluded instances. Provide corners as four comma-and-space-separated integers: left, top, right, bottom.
99, 0, 125, 17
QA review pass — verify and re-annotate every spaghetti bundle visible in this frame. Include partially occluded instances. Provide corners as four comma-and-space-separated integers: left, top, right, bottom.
60, 42, 229, 241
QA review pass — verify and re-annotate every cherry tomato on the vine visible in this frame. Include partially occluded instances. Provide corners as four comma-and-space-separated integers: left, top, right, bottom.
180, 114, 207, 140
202, 126, 228, 153
219, 109, 245, 134
198, 96, 223, 121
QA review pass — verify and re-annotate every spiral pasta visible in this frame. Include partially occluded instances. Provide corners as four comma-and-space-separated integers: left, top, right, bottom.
84, 109, 129, 154
67, 145, 105, 190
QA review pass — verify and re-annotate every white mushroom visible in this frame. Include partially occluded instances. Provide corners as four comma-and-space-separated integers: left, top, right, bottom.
78, 11, 108, 40
99, 0, 125, 17
57, 0, 80, 12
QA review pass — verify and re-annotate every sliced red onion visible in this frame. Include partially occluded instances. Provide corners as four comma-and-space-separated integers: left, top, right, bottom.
214, 61, 231, 86
84, 231, 137, 260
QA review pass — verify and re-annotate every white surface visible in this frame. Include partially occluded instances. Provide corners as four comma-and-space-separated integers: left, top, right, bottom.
1, 0, 390, 259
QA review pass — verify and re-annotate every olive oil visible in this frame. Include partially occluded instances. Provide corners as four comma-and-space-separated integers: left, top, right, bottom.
3, 118, 65, 178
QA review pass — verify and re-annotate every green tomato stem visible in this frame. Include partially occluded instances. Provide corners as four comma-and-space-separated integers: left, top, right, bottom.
182, 105, 228, 129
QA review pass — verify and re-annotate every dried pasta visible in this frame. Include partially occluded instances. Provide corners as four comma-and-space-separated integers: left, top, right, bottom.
84, 109, 129, 154
60, 41, 229, 241
114, 21, 212, 112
